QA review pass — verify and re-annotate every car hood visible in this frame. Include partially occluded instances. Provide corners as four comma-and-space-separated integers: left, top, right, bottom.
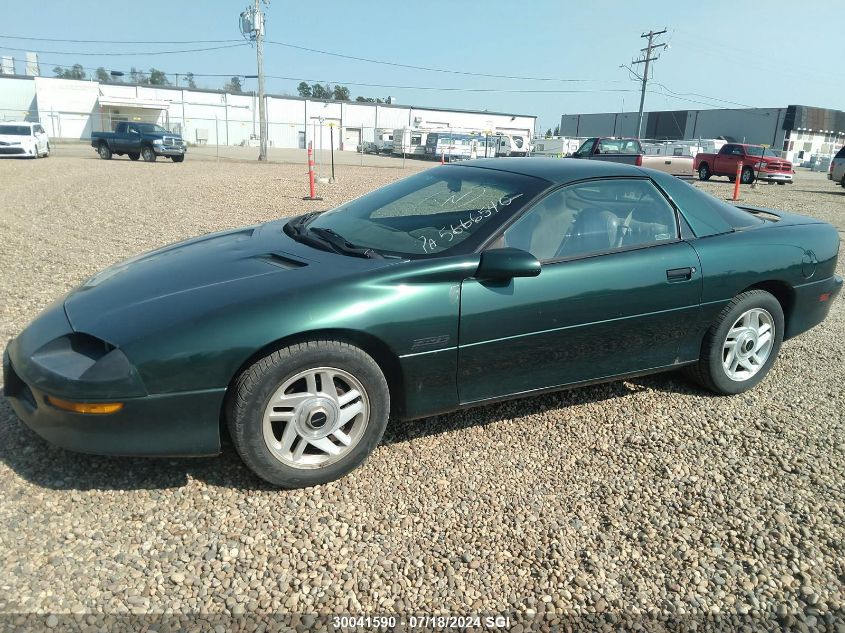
0, 134, 31, 145
63, 219, 396, 345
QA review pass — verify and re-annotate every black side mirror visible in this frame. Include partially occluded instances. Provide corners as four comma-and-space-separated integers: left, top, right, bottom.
475, 248, 541, 280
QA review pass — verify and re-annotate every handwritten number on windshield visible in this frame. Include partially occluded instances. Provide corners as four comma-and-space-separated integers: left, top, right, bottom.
418, 193, 524, 253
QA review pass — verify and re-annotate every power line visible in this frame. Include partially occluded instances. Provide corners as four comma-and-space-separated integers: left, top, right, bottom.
651, 83, 753, 109
0, 34, 242, 44
266, 75, 640, 93
22, 56, 763, 106
266, 39, 622, 83
0, 43, 249, 56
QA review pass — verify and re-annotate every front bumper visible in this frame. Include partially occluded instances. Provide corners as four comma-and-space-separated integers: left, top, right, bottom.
3, 302, 222, 457
757, 172, 793, 182
4, 349, 223, 456
3, 352, 225, 457
154, 145, 187, 156
0, 145, 30, 156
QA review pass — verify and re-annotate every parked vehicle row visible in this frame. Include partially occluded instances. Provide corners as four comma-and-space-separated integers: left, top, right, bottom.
392, 128, 530, 159
695, 143, 793, 185
91, 122, 187, 163
0, 121, 50, 158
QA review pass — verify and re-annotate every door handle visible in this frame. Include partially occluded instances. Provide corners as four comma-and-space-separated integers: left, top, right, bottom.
666, 267, 695, 281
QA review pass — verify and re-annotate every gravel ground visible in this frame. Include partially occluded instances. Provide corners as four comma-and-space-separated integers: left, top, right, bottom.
0, 156, 843, 631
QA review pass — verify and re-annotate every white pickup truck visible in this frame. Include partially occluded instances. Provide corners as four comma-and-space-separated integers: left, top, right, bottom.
570, 137, 694, 177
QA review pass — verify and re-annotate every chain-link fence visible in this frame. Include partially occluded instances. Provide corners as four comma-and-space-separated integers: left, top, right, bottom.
1, 106, 540, 170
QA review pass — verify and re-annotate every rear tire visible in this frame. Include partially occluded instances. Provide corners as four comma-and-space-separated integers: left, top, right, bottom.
684, 290, 784, 395
128, 152, 140, 161
227, 340, 390, 488
98, 143, 112, 160
141, 145, 157, 162
776, 181, 786, 185
698, 163, 711, 181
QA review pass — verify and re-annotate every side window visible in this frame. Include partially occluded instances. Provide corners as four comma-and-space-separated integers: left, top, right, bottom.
127, 125, 138, 135
501, 179, 678, 262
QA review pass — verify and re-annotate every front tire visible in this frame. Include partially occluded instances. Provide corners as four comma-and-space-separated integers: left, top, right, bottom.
740, 166, 755, 184
98, 143, 112, 160
171, 154, 185, 163
685, 290, 784, 395
227, 340, 390, 488
698, 163, 711, 181
141, 145, 157, 162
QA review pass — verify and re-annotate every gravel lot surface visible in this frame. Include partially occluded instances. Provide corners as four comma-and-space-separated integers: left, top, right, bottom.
0, 155, 843, 631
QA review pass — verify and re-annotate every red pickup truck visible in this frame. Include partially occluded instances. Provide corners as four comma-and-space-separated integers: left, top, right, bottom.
694, 143, 793, 185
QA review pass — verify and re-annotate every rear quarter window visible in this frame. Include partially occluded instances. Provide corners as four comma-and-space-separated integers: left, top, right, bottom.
649, 171, 763, 236
836, 146, 845, 159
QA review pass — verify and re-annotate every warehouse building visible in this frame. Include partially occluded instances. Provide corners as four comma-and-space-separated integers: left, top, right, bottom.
560, 105, 845, 165
0, 74, 536, 151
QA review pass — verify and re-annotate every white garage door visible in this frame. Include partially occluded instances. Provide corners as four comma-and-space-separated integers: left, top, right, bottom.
343, 128, 361, 151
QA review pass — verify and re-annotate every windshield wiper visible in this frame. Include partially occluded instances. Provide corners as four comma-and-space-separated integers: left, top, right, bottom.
287, 211, 322, 235
307, 227, 384, 259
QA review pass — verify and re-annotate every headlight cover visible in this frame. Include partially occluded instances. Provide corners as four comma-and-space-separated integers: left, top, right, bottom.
30, 333, 147, 398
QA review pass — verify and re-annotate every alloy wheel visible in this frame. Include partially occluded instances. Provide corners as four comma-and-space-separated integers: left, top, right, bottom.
262, 367, 370, 469
722, 308, 775, 381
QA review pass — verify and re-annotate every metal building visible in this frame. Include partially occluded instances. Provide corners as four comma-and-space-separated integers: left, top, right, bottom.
0, 74, 536, 152
560, 105, 845, 165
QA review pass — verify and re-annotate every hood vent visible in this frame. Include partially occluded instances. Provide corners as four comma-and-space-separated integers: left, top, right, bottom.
257, 253, 307, 269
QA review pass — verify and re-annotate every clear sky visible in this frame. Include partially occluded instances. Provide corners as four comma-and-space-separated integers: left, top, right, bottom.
1, 0, 841, 131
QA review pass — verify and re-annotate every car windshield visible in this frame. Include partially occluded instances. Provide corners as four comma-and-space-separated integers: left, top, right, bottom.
0, 125, 31, 136
744, 146, 780, 158
299, 166, 549, 258
136, 123, 169, 134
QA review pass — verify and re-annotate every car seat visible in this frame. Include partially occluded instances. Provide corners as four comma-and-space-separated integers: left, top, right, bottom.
557, 208, 620, 257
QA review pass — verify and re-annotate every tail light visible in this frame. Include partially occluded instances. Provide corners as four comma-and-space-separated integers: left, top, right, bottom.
635, 154, 643, 167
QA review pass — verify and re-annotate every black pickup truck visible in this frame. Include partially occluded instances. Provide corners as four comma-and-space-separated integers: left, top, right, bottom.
569, 137, 644, 166
91, 122, 187, 162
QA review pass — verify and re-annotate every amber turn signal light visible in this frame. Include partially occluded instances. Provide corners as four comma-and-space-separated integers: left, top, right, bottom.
47, 396, 124, 415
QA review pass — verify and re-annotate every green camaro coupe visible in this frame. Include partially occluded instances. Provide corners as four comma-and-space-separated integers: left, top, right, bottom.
4, 159, 842, 487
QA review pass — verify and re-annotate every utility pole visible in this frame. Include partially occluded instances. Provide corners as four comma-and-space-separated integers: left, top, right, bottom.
255, 0, 267, 161
241, 1, 268, 160
632, 28, 667, 139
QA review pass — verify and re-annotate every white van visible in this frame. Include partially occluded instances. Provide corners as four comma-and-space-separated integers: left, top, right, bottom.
0, 121, 51, 158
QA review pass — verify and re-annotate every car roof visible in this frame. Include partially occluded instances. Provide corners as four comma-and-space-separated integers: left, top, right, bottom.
460, 157, 647, 184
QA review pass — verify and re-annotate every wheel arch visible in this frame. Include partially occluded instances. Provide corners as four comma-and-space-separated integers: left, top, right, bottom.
740, 280, 795, 332
219, 328, 405, 435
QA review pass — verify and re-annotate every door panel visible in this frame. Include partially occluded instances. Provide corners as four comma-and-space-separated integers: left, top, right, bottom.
458, 242, 702, 403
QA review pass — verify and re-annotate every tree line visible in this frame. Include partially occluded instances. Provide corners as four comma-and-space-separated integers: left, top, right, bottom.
51, 65, 386, 102
296, 81, 388, 103
52, 64, 200, 88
